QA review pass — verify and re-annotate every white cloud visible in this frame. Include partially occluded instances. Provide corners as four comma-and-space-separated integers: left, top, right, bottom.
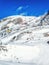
19, 12, 27, 15
17, 6, 23, 11
16, 5, 29, 11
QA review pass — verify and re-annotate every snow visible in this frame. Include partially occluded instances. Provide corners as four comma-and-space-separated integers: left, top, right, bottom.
0, 14, 49, 65
0, 45, 40, 63
0, 44, 49, 65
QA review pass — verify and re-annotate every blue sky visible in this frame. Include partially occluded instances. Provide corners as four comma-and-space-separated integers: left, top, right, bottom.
0, 0, 49, 19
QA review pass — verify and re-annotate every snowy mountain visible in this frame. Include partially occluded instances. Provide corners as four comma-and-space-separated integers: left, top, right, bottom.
0, 11, 49, 65
0, 11, 49, 44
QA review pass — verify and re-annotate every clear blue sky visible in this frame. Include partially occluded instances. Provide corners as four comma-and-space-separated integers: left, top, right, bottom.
0, 0, 49, 19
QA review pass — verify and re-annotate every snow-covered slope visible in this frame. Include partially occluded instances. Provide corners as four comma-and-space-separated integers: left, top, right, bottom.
0, 11, 49, 65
